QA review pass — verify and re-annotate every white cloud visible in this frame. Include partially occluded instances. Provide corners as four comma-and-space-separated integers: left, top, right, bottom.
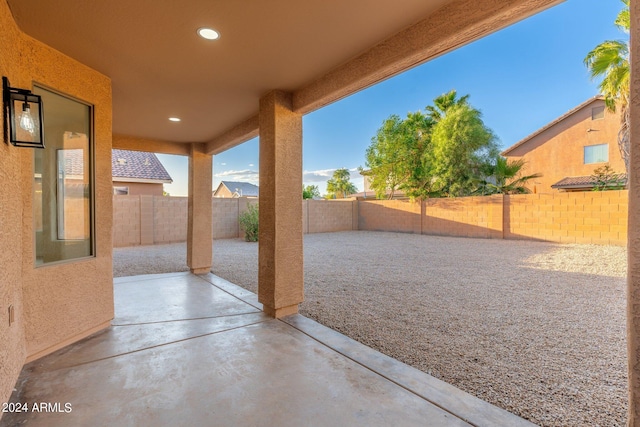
220, 162, 227, 166
214, 169, 259, 184
249, 163, 254, 167
303, 167, 362, 183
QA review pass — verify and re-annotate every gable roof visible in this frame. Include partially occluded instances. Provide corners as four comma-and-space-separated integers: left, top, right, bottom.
216, 181, 259, 197
502, 96, 604, 156
112, 149, 172, 183
551, 174, 627, 190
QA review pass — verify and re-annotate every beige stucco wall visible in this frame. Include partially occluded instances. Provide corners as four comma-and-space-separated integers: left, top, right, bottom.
0, 0, 27, 408
21, 33, 113, 360
213, 185, 235, 198
505, 99, 625, 192
113, 181, 165, 196
0, 3, 113, 402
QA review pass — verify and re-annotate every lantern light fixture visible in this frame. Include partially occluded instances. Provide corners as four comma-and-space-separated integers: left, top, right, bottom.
3, 76, 45, 148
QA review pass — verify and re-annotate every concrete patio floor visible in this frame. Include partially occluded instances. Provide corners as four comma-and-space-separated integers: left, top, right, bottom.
2, 273, 534, 427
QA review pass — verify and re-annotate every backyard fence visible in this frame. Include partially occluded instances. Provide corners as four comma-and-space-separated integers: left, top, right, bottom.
112, 196, 356, 247
358, 191, 628, 246
113, 190, 628, 247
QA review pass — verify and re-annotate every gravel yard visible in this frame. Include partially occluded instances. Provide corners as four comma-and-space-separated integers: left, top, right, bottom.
113, 231, 627, 426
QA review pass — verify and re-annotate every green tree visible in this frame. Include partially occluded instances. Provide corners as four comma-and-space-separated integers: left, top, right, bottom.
429, 103, 499, 197
302, 185, 321, 199
584, 0, 629, 175
362, 112, 434, 199
362, 115, 407, 199
425, 90, 470, 123
326, 168, 358, 199
363, 90, 497, 199
474, 157, 541, 195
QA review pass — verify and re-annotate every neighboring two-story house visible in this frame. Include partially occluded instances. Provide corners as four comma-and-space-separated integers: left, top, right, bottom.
502, 96, 625, 193
112, 149, 173, 196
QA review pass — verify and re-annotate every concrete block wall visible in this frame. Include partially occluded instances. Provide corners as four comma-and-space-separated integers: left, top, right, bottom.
154, 196, 187, 243
113, 196, 141, 247
358, 200, 421, 233
214, 198, 243, 239
113, 192, 628, 247
505, 191, 628, 245
306, 200, 356, 234
357, 191, 628, 246
423, 195, 503, 239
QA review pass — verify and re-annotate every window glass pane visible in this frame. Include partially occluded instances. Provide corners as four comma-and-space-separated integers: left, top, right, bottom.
34, 87, 93, 265
113, 186, 129, 195
584, 144, 608, 164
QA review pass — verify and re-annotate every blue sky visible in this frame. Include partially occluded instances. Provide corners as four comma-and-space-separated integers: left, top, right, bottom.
158, 0, 625, 197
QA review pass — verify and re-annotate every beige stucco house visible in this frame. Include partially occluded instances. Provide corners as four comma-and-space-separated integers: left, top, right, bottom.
112, 149, 173, 196
4, 0, 640, 424
213, 181, 259, 198
502, 96, 625, 193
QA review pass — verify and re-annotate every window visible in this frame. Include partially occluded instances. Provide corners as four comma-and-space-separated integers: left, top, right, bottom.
592, 106, 605, 120
584, 144, 608, 164
34, 87, 93, 265
113, 186, 129, 195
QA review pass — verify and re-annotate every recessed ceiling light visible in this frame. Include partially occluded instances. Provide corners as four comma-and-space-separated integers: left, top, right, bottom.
197, 28, 220, 40
169, 117, 181, 122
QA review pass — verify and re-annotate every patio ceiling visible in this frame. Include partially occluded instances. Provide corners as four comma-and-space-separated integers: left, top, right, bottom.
7, 0, 561, 153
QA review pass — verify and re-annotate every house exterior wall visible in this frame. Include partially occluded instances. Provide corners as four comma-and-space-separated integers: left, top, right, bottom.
505, 99, 625, 193
113, 181, 164, 196
213, 185, 235, 198
0, 0, 27, 408
0, 3, 113, 405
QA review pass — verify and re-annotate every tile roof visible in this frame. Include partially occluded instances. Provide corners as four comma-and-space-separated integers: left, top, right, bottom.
112, 149, 172, 182
551, 174, 627, 189
218, 181, 259, 197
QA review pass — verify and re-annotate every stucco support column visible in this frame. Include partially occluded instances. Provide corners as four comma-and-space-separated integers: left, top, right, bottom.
258, 90, 303, 318
187, 143, 213, 274
629, 2, 640, 425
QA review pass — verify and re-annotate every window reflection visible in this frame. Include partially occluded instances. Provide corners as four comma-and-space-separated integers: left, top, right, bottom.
34, 88, 93, 265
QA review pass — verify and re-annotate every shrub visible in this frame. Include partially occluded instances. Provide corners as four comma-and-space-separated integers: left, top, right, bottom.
591, 165, 626, 191
239, 203, 259, 242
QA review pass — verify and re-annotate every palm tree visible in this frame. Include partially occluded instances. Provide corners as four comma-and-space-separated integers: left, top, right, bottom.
584, 0, 630, 175
326, 168, 358, 199
425, 90, 470, 123
475, 157, 541, 195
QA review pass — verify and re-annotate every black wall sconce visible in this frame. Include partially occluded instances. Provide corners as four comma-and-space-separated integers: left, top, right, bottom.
3, 77, 45, 148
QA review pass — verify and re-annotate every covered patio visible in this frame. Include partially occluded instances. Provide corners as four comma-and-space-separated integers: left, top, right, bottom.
3, 0, 640, 425
3, 272, 532, 426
